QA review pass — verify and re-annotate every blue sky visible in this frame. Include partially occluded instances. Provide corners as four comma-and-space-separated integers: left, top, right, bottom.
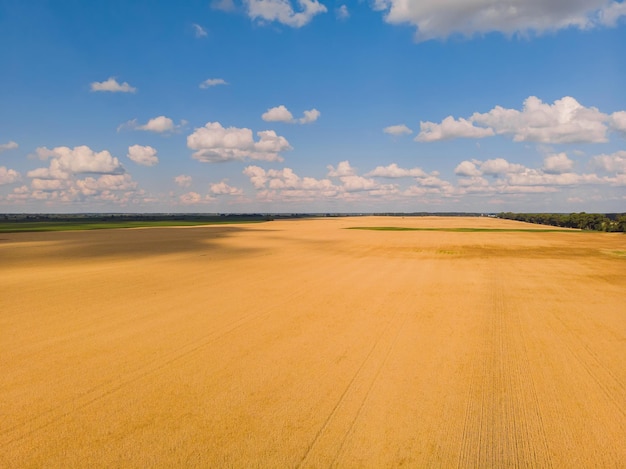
1, 0, 625, 213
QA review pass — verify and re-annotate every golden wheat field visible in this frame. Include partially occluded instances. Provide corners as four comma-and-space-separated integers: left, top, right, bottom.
1, 216, 625, 468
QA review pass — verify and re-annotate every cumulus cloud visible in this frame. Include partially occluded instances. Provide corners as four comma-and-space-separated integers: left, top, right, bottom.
0, 166, 21, 185
243, 165, 339, 199
179, 192, 204, 204
479, 158, 525, 176
261, 105, 320, 124
592, 150, 626, 173
327, 161, 392, 192
262, 105, 294, 123
417, 96, 616, 144
29, 145, 124, 178
127, 145, 158, 166
609, 111, 626, 134
454, 161, 482, 177
454, 155, 609, 196
192, 23, 208, 37
0, 141, 18, 153
118, 116, 185, 133
366, 163, 428, 178
187, 121, 292, 162
12, 146, 141, 205
200, 78, 229, 88
543, 153, 574, 174
90, 77, 136, 93
210, 180, 244, 195
416, 116, 494, 142
336, 4, 349, 20
383, 124, 412, 136
174, 175, 192, 187
246, 0, 327, 27
373, 0, 626, 42
243, 161, 399, 201
470, 96, 608, 143
299, 108, 321, 124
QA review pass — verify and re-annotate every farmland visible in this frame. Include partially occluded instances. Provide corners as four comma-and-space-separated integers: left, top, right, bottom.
1, 216, 624, 467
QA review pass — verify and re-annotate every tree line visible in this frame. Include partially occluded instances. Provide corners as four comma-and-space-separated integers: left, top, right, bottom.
498, 212, 626, 232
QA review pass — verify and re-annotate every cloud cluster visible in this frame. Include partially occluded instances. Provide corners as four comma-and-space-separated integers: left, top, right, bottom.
417, 96, 626, 144
453, 152, 625, 196
7, 145, 144, 205
90, 77, 136, 93
373, 0, 626, 41
187, 121, 292, 162
245, 0, 327, 27
261, 105, 320, 124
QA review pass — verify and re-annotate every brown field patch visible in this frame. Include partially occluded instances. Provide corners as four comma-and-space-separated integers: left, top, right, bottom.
1, 216, 624, 467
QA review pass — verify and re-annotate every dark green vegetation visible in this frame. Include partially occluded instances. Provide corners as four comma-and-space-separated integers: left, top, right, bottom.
347, 227, 574, 233
498, 212, 626, 232
0, 214, 270, 233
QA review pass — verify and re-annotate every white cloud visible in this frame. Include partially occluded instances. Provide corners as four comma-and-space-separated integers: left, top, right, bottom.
179, 192, 204, 204
12, 150, 139, 204
299, 108, 320, 124
0, 166, 21, 185
454, 161, 482, 177
138, 116, 175, 133
262, 105, 294, 123
599, 1, 626, 26
366, 163, 427, 178
174, 175, 192, 187
90, 77, 136, 93
28, 145, 124, 178
261, 105, 320, 124
246, 0, 327, 27
244, 161, 400, 201
373, 0, 626, 42
418, 96, 616, 144
470, 96, 608, 143
210, 180, 244, 195
75, 174, 137, 194
127, 145, 158, 166
416, 116, 494, 142
118, 116, 185, 133
383, 124, 412, 136
200, 78, 229, 88
0, 141, 18, 153
336, 4, 349, 20
211, 0, 237, 11
327, 160, 356, 177
609, 111, 626, 134
592, 150, 626, 173
192, 23, 208, 37
543, 153, 574, 174
479, 158, 525, 176
187, 121, 292, 162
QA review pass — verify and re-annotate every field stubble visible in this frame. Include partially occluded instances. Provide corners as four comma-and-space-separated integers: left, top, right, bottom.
1, 216, 624, 467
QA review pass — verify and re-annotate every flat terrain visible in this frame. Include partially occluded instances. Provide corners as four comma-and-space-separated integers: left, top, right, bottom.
1, 216, 624, 467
